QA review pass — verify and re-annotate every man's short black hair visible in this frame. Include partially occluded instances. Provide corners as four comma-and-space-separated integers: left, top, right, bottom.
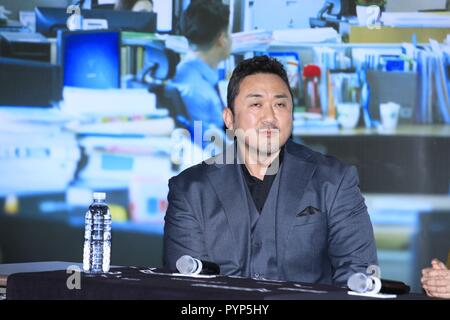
180, 0, 230, 50
227, 55, 293, 113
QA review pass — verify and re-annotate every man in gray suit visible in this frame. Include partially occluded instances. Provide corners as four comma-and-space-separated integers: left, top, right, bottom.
164, 55, 378, 286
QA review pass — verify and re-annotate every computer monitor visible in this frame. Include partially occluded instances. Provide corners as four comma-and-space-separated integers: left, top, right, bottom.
0, 57, 62, 107
0, 32, 51, 62
35, 7, 69, 37
58, 30, 121, 89
35, 7, 157, 37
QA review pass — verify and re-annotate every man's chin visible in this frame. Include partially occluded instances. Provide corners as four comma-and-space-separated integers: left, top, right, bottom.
236, 135, 285, 155
248, 141, 282, 157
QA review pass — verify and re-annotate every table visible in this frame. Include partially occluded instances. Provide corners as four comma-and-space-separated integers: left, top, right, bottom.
3, 263, 430, 300
0, 261, 82, 287
293, 126, 450, 194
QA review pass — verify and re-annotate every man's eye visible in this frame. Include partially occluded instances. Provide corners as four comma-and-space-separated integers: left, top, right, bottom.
276, 103, 286, 108
251, 103, 261, 107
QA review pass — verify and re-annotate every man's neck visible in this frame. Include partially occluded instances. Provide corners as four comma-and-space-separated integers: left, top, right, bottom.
193, 50, 221, 70
238, 144, 282, 180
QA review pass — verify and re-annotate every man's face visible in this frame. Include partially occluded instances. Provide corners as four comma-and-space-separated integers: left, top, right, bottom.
224, 73, 293, 157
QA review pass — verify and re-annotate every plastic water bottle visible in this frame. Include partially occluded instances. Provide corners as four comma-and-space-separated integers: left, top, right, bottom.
83, 192, 111, 273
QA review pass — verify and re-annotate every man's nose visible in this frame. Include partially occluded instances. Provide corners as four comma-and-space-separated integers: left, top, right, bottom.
261, 104, 276, 123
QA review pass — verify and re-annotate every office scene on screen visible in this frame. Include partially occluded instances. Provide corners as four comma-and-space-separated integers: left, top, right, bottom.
0, 0, 450, 296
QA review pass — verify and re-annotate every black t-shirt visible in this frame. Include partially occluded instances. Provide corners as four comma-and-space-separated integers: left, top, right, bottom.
240, 147, 285, 213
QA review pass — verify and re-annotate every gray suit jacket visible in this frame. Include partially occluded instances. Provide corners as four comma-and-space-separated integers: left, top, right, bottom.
163, 139, 378, 285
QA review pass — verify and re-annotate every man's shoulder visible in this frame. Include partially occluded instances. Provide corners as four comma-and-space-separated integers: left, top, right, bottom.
173, 60, 203, 83
170, 141, 354, 189
287, 140, 351, 176
169, 160, 211, 189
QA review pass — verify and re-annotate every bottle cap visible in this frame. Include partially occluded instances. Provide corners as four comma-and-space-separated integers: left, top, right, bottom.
93, 192, 106, 200
303, 64, 321, 78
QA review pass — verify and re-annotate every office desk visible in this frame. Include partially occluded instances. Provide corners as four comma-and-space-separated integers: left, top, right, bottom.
0, 261, 82, 301
5, 265, 429, 300
293, 125, 450, 137
0, 261, 81, 288
293, 125, 450, 194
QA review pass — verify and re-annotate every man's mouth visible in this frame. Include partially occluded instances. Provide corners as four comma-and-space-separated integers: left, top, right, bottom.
258, 128, 279, 137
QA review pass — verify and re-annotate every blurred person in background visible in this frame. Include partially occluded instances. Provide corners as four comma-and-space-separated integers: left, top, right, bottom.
172, 0, 231, 141
114, 0, 153, 12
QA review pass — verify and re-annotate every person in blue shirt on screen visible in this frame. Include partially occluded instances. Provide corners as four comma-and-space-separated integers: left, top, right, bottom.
114, 0, 153, 12
172, 0, 231, 142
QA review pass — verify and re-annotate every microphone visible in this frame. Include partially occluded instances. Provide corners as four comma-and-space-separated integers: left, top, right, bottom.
347, 272, 410, 295
176, 255, 220, 275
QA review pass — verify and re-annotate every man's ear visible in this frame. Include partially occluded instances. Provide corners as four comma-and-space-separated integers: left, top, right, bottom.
223, 107, 234, 130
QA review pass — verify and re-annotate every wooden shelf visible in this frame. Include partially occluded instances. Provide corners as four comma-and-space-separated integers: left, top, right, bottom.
293, 125, 450, 137
349, 26, 450, 43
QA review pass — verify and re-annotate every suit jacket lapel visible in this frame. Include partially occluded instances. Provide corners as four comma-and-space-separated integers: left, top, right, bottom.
206, 145, 251, 269
276, 140, 317, 276
205, 140, 317, 277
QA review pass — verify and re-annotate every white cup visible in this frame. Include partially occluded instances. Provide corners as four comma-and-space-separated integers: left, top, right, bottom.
380, 102, 400, 131
337, 103, 360, 129
356, 5, 381, 27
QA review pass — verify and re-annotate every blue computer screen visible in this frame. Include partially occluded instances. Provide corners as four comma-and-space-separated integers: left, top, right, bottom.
61, 31, 120, 89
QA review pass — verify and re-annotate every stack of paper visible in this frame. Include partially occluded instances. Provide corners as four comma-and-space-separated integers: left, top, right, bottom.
77, 136, 173, 185
415, 39, 450, 124
430, 39, 450, 123
381, 12, 450, 28
231, 29, 273, 53
272, 28, 341, 44
61, 87, 174, 136
293, 113, 339, 131
0, 107, 80, 195
231, 28, 341, 52
0, 107, 76, 134
76, 135, 174, 225
66, 117, 174, 136
62, 87, 158, 117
